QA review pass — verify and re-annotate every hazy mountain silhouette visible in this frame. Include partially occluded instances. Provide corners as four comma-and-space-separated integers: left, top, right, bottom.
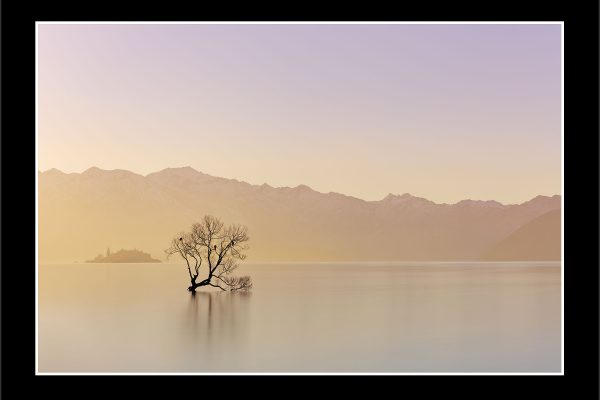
38, 166, 561, 263
481, 209, 561, 261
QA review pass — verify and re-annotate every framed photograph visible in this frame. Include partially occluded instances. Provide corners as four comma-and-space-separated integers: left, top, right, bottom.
36, 21, 565, 375
1, 4, 598, 397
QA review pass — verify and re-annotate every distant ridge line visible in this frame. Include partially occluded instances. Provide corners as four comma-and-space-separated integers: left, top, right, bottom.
39, 166, 560, 206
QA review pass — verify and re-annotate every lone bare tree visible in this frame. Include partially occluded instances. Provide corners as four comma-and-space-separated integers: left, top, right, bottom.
165, 215, 252, 292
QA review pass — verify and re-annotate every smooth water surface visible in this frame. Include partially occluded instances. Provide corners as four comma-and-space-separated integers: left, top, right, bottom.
39, 262, 561, 373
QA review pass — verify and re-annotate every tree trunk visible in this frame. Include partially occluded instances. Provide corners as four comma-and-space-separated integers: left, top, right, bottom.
188, 276, 198, 292
188, 277, 210, 292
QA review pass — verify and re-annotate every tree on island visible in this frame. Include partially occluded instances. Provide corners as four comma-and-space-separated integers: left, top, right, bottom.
86, 248, 161, 263
165, 215, 252, 292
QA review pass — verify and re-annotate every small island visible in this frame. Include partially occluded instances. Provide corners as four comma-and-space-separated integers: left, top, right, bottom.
86, 248, 161, 263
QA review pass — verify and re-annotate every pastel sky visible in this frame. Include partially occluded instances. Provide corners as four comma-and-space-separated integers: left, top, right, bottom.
38, 23, 561, 204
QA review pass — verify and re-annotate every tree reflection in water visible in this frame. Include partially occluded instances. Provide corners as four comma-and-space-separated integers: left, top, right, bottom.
183, 290, 252, 365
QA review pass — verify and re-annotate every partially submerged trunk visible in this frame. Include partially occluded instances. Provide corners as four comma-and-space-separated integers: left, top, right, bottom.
188, 275, 211, 292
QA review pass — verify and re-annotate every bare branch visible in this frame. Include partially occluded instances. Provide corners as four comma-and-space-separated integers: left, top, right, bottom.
222, 275, 253, 291
208, 282, 228, 291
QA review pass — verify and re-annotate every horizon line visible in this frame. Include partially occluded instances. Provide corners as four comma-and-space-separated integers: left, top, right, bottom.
39, 166, 561, 207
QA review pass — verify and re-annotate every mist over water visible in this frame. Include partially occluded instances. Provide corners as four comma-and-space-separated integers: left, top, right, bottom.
39, 262, 561, 373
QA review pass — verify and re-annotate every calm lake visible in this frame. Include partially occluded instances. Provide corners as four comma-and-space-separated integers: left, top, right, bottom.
38, 262, 561, 373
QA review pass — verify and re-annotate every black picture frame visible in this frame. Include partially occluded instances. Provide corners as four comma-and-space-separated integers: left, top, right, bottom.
1, 1, 598, 397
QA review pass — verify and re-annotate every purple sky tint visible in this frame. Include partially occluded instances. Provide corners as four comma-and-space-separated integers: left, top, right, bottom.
38, 23, 561, 204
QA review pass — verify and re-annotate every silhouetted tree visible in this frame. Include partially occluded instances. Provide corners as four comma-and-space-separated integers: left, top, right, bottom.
165, 215, 252, 292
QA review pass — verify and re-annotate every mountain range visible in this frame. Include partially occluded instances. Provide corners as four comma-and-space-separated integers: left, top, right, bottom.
481, 209, 561, 261
38, 167, 561, 263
